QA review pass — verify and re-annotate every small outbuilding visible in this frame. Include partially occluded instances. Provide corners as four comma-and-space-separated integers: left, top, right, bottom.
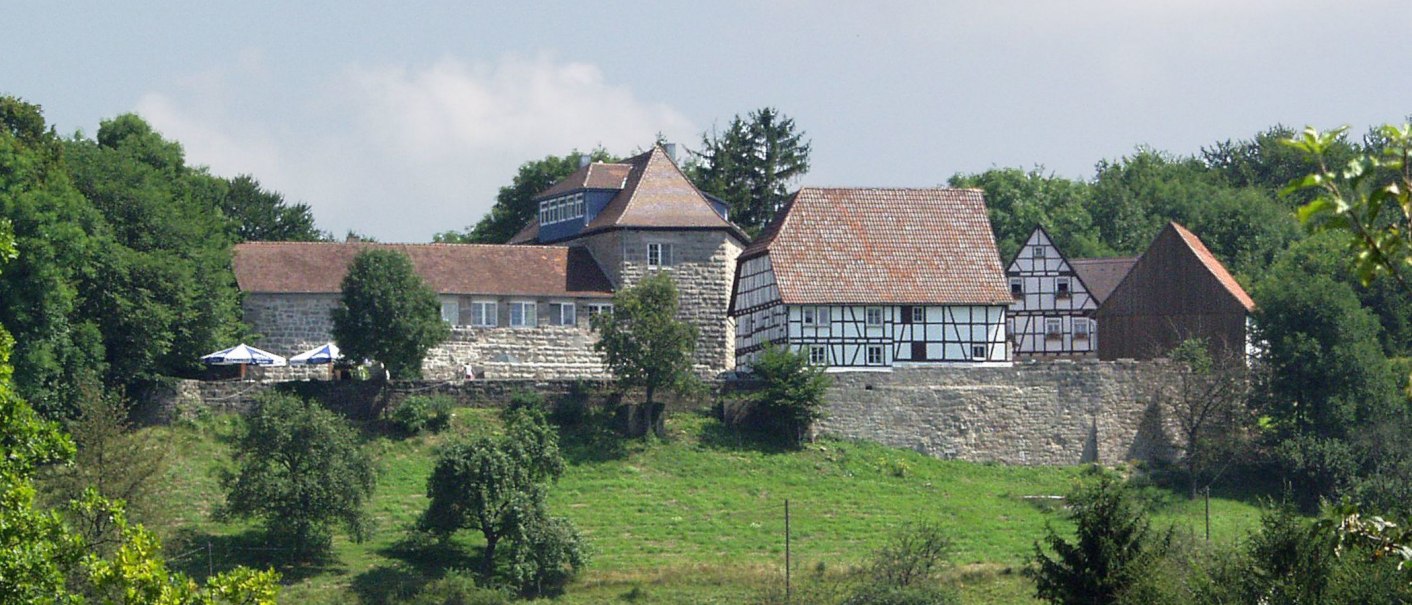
1095, 222, 1254, 360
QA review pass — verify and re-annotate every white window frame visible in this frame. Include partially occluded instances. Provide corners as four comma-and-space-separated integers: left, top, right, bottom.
1034, 246, 1046, 259
1045, 317, 1063, 338
971, 344, 988, 360
865, 307, 884, 327
510, 300, 537, 328
440, 297, 459, 324
865, 345, 884, 365
647, 242, 672, 268
911, 306, 925, 323
817, 306, 830, 325
587, 303, 613, 319
1010, 278, 1023, 296
802, 306, 816, 326
470, 300, 497, 327
1056, 276, 1072, 298
550, 302, 576, 326
809, 345, 827, 365
1075, 318, 1091, 339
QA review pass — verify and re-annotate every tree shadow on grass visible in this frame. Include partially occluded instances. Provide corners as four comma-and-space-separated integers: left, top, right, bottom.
351, 533, 484, 605
694, 409, 795, 455
557, 410, 631, 465
166, 527, 343, 586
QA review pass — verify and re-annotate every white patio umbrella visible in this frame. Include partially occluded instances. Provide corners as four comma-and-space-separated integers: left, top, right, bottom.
201, 344, 286, 379
288, 342, 343, 379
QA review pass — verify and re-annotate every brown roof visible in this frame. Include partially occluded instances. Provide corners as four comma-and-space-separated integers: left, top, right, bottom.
532, 162, 632, 200
233, 242, 613, 298
741, 187, 1012, 305
518, 145, 747, 244
1168, 222, 1255, 311
1070, 257, 1138, 303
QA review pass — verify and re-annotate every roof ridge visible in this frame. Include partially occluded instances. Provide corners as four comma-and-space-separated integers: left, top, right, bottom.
234, 241, 574, 251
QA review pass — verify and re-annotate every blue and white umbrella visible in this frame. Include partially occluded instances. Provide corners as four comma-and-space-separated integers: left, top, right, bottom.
288, 342, 342, 365
201, 344, 287, 367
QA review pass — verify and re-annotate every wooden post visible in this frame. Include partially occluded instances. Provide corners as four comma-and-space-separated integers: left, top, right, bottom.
785, 499, 791, 603
1204, 486, 1211, 542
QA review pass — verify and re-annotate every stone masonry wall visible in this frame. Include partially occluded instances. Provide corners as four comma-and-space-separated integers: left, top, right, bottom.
814, 359, 1177, 466
241, 293, 608, 381
612, 230, 742, 377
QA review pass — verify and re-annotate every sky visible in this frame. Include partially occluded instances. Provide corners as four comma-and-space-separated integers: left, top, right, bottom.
4, 1, 1409, 242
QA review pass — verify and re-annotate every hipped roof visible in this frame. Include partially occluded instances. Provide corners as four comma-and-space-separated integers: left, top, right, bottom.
233, 242, 614, 298
742, 187, 1013, 305
510, 145, 746, 244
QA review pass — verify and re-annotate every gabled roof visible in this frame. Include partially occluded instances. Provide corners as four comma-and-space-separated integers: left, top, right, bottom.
1070, 257, 1138, 303
742, 187, 1012, 305
233, 242, 613, 298
1168, 222, 1255, 311
512, 145, 747, 244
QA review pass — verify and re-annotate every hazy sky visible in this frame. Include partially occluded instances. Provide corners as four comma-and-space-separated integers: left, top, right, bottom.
5, 1, 1408, 241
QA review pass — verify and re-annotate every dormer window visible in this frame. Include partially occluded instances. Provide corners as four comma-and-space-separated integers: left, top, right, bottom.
538, 193, 586, 225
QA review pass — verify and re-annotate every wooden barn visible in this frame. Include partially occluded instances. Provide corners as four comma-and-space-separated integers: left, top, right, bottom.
1095, 222, 1254, 360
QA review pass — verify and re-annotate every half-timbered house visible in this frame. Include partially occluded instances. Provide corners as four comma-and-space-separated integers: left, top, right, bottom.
729, 188, 1012, 370
1005, 227, 1102, 357
1096, 222, 1254, 360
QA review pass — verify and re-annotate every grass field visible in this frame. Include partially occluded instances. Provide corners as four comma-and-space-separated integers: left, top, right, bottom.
146, 406, 1271, 604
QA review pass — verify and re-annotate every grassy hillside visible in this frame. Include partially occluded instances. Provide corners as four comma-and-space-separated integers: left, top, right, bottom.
147, 406, 1269, 604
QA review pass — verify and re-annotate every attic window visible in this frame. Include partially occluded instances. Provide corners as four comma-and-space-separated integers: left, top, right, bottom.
1034, 246, 1046, 259
538, 193, 585, 226
1056, 277, 1071, 298
1010, 278, 1023, 297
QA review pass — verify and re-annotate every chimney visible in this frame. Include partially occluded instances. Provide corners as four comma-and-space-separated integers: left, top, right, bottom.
662, 142, 679, 164
578, 154, 591, 169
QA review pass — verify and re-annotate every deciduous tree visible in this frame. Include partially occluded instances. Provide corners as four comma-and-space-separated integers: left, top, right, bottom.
1153, 339, 1251, 498
438, 149, 616, 244
221, 392, 376, 557
591, 272, 697, 438
331, 248, 450, 379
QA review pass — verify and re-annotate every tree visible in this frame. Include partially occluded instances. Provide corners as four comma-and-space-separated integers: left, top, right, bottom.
948, 167, 1106, 260
689, 107, 811, 234
41, 385, 173, 547
746, 343, 831, 448
218, 174, 322, 242
331, 248, 450, 379
1029, 471, 1168, 605
421, 405, 584, 593
0, 227, 279, 603
221, 392, 376, 557
438, 149, 616, 244
591, 272, 698, 438
1153, 339, 1251, 498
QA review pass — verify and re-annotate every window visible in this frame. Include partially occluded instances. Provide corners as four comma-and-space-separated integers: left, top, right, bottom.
866, 345, 884, 365
817, 307, 830, 325
972, 344, 988, 360
470, 300, 497, 327
1056, 277, 1071, 298
802, 307, 816, 326
1033, 246, 1046, 259
809, 346, 827, 365
510, 301, 537, 327
647, 242, 673, 268
1075, 318, 1091, 339
1010, 278, 1023, 296
550, 302, 576, 326
911, 306, 925, 323
865, 307, 884, 327
1045, 318, 1063, 338
587, 303, 612, 320
440, 298, 459, 324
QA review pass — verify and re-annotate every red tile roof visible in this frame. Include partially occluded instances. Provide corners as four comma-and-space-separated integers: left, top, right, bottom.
515, 145, 747, 244
233, 242, 613, 298
743, 188, 1012, 305
1070, 257, 1138, 303
1168, 222, 1255, 311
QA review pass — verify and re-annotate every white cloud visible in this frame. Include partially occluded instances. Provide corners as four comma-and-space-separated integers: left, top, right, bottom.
136, 53, 697, 241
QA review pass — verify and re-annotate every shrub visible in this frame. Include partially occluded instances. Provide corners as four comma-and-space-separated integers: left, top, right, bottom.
841, 523, 958, 605
506, 510, 588, 597
390, 395, 454, 436
747, 343, 831, 448
409, 570, 512, 605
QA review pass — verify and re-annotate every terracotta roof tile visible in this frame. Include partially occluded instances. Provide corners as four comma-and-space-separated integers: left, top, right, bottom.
745, 187, 1012, 305
1070, 257, 1138, 303
1167, 222, 1255, 311
233, 242, 613, 298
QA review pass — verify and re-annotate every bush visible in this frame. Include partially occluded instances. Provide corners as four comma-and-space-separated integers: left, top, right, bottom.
506, 511, 588, 597
409, 571, 512, 605
747, 343, 831, 448
841, 585, 959, 605
390, 395, 454, 436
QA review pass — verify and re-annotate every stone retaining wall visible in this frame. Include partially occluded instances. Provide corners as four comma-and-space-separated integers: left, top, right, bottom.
814, 360, 1176, 465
